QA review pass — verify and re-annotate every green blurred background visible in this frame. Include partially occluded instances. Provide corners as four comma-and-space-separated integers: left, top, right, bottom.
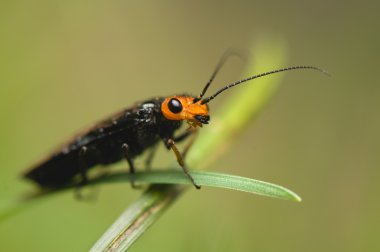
0, 1, 379, 251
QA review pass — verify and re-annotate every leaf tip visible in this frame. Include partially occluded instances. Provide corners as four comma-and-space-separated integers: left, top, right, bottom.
293, 194, 302, 202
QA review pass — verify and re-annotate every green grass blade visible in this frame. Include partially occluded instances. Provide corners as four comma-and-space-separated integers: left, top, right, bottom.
93, 170, 301, 202
0, 168, 299, 223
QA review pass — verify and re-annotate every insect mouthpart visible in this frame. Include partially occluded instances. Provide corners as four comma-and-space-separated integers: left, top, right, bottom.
194, 115, 210, 124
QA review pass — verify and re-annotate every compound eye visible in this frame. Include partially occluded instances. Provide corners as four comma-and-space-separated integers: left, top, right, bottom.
168, 98, 183, 113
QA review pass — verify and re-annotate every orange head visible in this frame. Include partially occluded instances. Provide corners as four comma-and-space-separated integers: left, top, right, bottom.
161, 96, 210, 128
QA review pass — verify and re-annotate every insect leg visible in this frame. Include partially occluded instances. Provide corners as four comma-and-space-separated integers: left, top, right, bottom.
166, 138, 201, 189
121, 143, 140, 188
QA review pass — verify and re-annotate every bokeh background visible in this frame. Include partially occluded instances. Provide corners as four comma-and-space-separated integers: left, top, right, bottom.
0, 1, 379, 251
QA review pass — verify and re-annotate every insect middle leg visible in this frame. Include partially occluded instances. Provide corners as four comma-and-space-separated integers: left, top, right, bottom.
121, 143, 140, 188
166, 138, 201, 189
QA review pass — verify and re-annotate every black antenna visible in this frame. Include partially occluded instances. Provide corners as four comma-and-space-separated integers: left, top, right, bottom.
201, 66, 329, 104
193, 49, 244, 103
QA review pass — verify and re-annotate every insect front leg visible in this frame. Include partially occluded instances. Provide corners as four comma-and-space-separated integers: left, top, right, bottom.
165, 138, 201, 189
121, 143, 140, 188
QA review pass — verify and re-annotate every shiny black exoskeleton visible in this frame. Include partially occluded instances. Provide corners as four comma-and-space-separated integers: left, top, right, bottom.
25, 97, 185, 187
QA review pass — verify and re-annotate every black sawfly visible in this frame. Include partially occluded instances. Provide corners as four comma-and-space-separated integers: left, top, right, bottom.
24, 51, 326, 189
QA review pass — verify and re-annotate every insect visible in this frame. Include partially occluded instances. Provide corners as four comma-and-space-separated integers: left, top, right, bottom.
24, 52, 325, 190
